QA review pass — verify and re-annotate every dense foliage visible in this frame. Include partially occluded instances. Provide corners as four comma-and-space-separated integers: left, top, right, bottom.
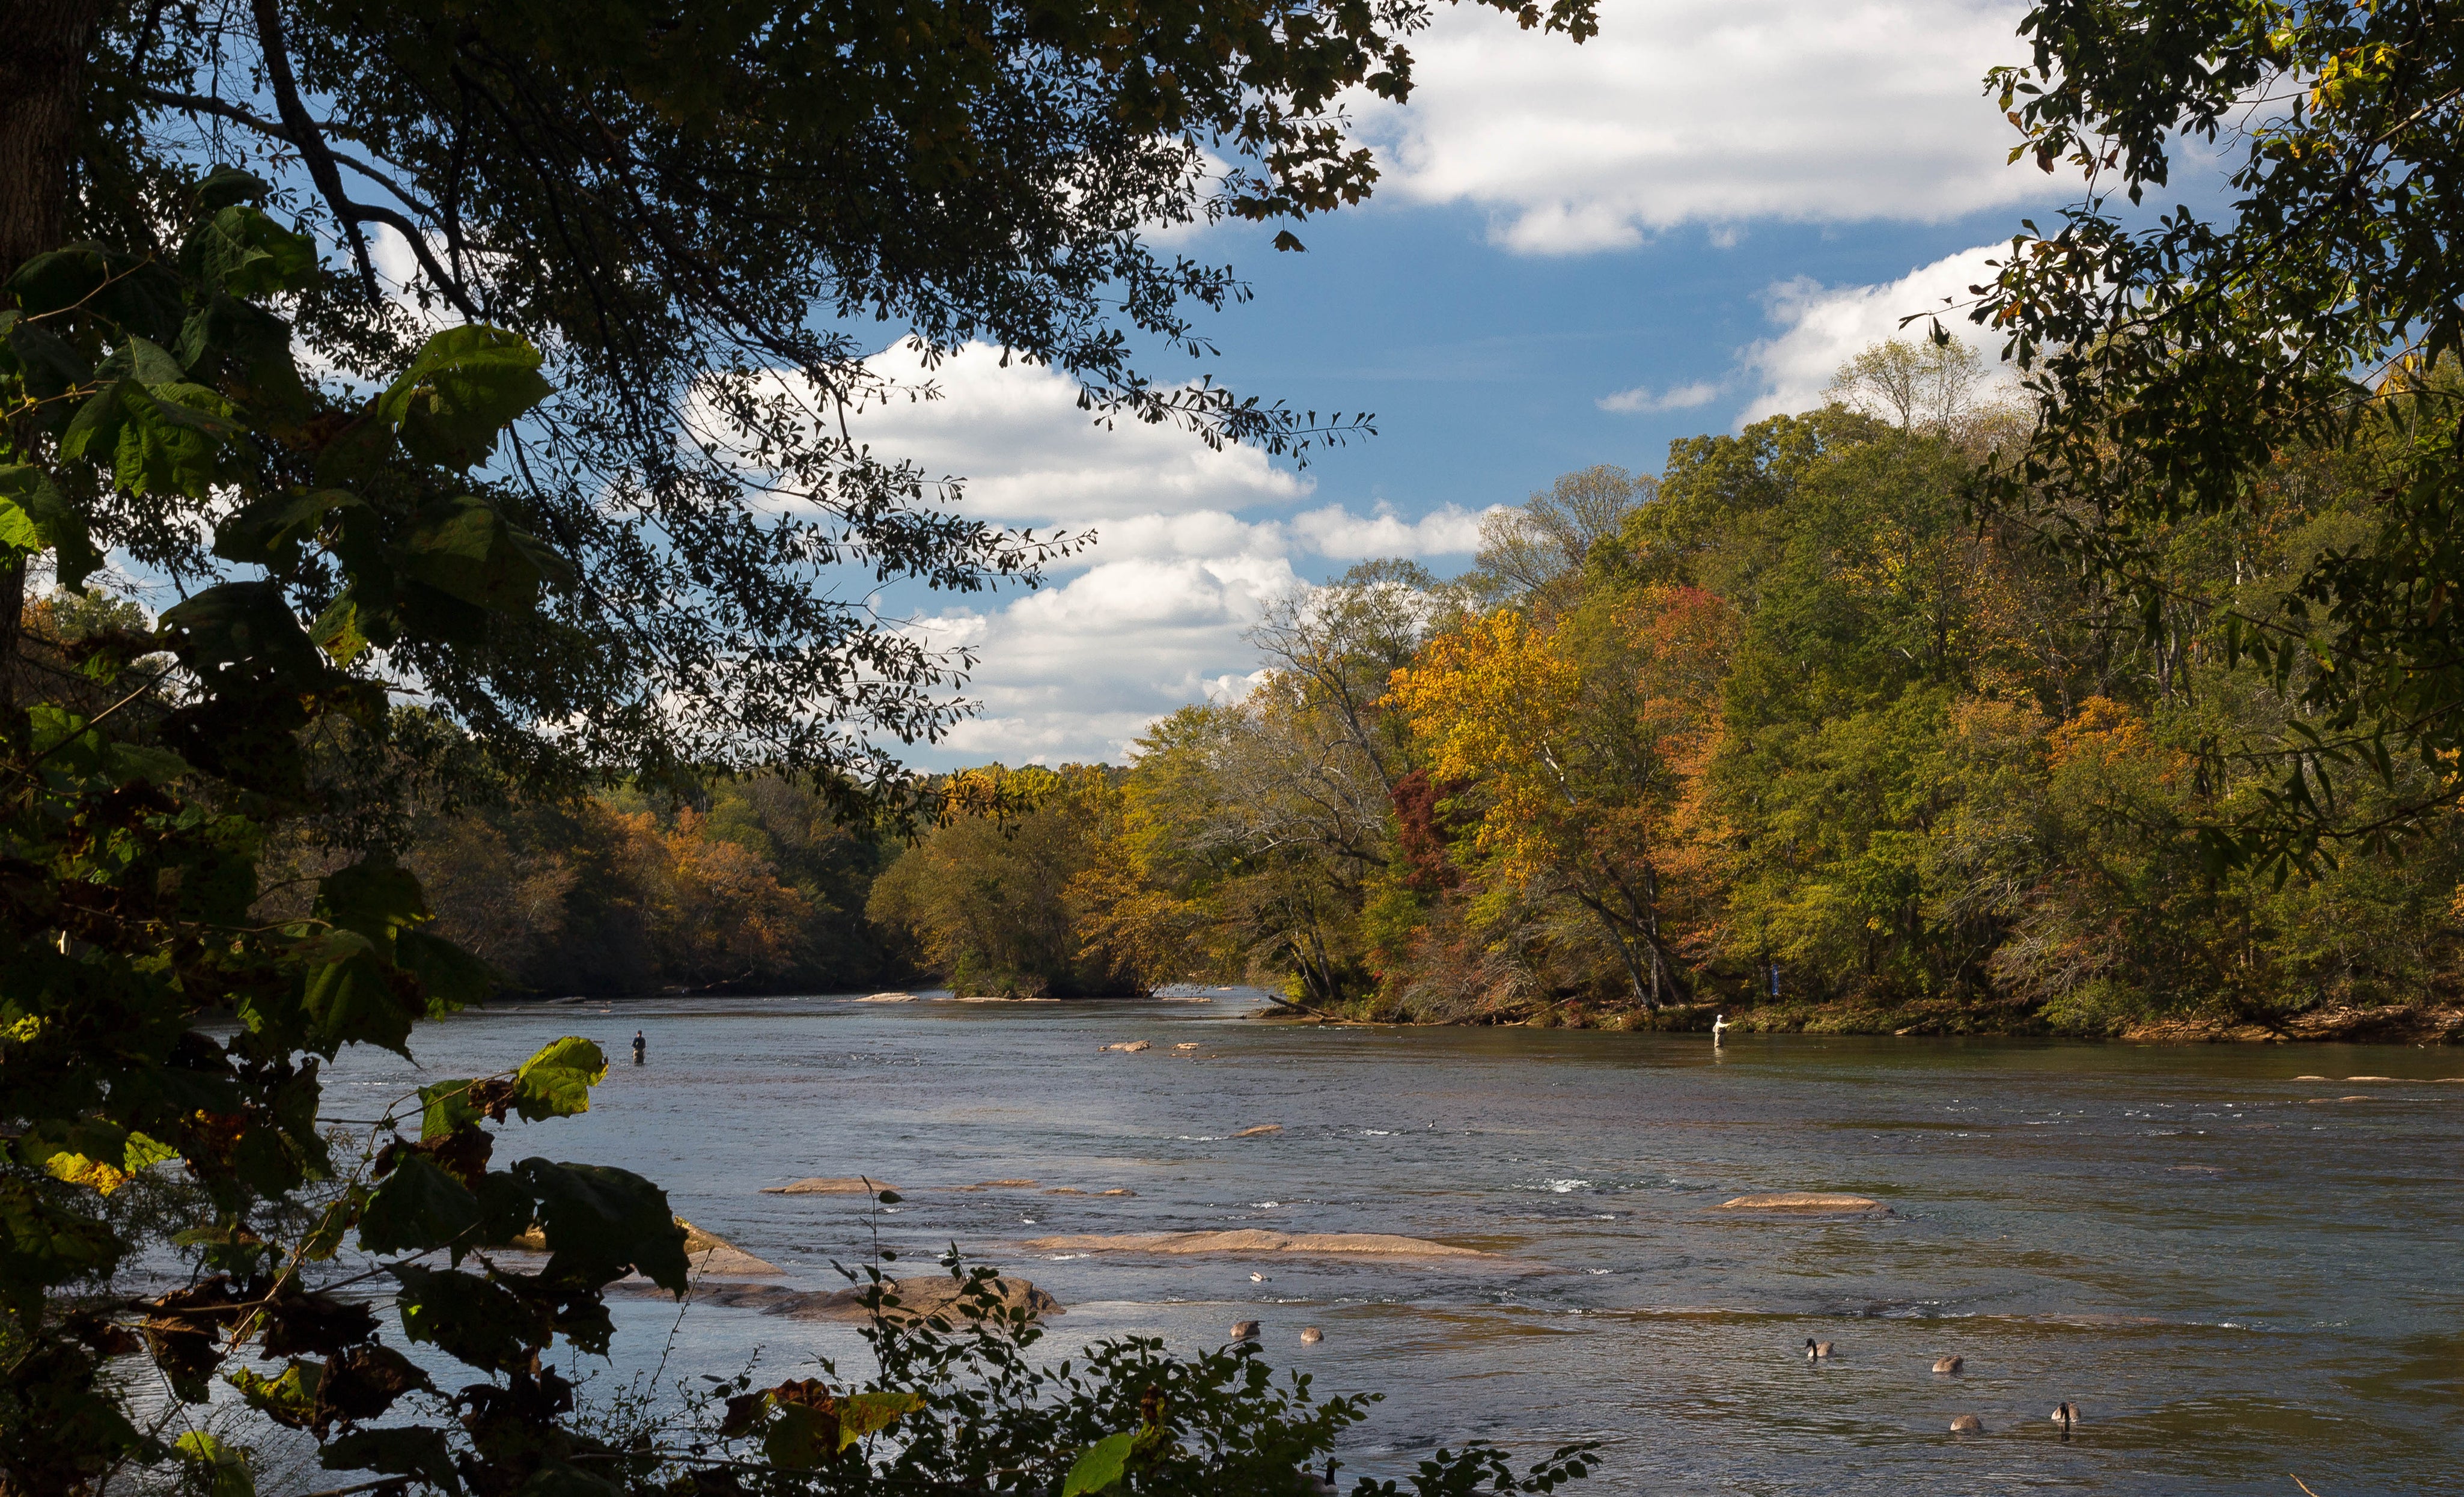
1978, 0, 2464, 870
916, 348, 2464, 1034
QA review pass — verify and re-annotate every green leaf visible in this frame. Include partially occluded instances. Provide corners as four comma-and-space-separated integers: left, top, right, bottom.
98, 335, 188, 387
106, 742, 193, 786
398, 497, 569, 612
175, 1431, 258, 1497
1061, 1430, 1139, 1497
214, 487, 363, 570
4, 315, 92, 400
390, 1263, 544, 1373
316, 859, 432, 947
160, 581, 323, 682
321, 1427, 461, 1497
185, 205, 320, 298
762, 1401, 839, 1468
836, 1389, 926, 1448
301, 950, 418, 1055
398, 928, 498, 1014
227, 1361, 323, 1430
513, 1037, 605, 1121
309, 587, 374, 665
0, 465, 102, 586
0, 497, 41, 553
358, 1154, 479, 1255
377, 326, 553, 469
515, 1158, 690, 1293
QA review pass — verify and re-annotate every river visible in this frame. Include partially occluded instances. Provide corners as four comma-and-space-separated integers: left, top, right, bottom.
319, 993, 2464, 1496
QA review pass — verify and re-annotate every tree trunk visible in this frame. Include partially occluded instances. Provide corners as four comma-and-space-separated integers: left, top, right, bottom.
0, 0, 105, 703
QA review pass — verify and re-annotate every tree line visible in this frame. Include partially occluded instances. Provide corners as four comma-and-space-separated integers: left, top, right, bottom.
878, 342, 2464, 1034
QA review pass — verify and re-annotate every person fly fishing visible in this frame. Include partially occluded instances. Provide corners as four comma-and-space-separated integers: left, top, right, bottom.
631, 1029, 646, 1066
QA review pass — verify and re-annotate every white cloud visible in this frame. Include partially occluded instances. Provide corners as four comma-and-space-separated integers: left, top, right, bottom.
841, 341, 1310, 520
907, 502, 1494, 763
1286, 502, 1493, 558
1737, 243, 2005, 419
1597, 379, 1722, 414
912, 547, 1305, 764
1358, 0, 2040, 254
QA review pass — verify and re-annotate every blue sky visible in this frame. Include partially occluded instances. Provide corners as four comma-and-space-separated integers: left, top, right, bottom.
871, 0, 2082, 768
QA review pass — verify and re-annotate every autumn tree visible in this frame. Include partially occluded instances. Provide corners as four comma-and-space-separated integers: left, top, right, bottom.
1388, 586, 1733, 1009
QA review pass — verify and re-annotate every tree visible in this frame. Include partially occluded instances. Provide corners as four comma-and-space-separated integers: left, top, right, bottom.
4, 0, 1596, 794
1387, 588, 1733, 1008
1978, 0, 2464, 868
867, 766, 1142, 997
1826, 337, 1989, 433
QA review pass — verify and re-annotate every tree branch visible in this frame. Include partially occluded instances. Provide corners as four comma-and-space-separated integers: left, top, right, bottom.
136, 88, 437, 218
245, 0, 378, 302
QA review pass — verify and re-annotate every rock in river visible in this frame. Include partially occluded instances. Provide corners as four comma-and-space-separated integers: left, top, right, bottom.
763, 1177, 895, 1195
1711, 1192, 1888, 1215
1023, 1228, 1486, 1258
773, 1275, 1061, 1323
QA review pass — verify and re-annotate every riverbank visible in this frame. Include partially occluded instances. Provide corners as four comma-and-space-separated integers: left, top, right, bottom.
1257, 994, 2464, 1043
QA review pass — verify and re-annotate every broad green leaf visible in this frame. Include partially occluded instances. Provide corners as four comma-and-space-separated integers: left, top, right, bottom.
310, 588, 373, 665
109, 380, 240, 496
1061, 1430, 1139, 1497
391, 1263, 544, 1373
399, 928, 498, 1014
316, 859, 431, 947
836, 1389, 926, 1448
160, 581, 323, 681
301, 950, 417, 1055
358, 1154, 479, 1255
186, 205, 319, 298
515, 1157, 690, 1293
4, 316, 91, 398
377, 326, 553, 469
320, 1427, 461, 1497
0, 465, 102, 585
0, 498, 41, 553
398, 496, 567, 612
97, 335, 188, 387
762, 1400, 839, 1468
417, 1078, 493, 1141
175, 1431, 258, 1497
5, 243, 184, 340
106, 742, 193, 786
227, 1361, 323, 1430
513, 1037, 605, 1121
214, 487, 362, 570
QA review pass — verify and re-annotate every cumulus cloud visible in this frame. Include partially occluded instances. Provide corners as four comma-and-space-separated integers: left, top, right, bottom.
1597, 379, 1722, 414
1358, 0, 2040, 254
817, 346, 1498, 764
837, 341, 1311, 520
1736, 243, 2006, 419
912, 502, 1495, 762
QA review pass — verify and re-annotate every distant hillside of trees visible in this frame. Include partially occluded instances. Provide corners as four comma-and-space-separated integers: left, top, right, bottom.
862, 341, 2464, 1035
383, 341, 2464, 1031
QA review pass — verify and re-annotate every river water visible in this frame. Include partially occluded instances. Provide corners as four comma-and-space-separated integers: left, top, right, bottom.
319, 994, 2464, 1496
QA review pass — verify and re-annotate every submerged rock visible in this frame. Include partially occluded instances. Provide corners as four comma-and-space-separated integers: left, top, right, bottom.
1102, 1040, 1153, 1053
1230, 1124, 1283, 1138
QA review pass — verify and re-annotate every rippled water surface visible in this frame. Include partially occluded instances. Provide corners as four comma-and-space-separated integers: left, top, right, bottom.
322, 996, 2464, 1495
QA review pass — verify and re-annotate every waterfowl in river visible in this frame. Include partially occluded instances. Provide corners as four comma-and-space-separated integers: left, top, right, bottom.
1300, 1326, 1324, 1344
1230, 1320, 1260, 1340
1932, 1355, 1964, 1374
1948, 1414, 1984, 1433
1804, 1338, 1835, 1359
2050, 1402, 2081, 1434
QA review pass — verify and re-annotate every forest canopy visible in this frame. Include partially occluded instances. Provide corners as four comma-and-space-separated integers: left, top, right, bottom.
848, 341, 2464, 1037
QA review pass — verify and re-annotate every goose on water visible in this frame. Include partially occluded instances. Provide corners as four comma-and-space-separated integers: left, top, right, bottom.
1804, 1338, 1835, 1359
1230, 1320, 1260, 1340
1932, 1355, 1964, 1374
2050, 1402, 2081, 1433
